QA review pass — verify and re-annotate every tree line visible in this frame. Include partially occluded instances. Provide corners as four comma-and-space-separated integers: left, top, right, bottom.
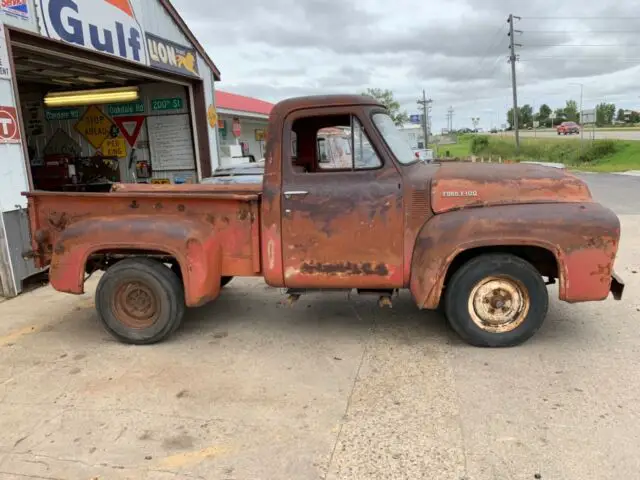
507, 101, 638, 129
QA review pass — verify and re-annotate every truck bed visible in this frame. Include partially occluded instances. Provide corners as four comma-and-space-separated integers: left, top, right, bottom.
25, 184, 263, 304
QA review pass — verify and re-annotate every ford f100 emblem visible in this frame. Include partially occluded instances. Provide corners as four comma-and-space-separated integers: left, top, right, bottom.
442, 191, 478, 197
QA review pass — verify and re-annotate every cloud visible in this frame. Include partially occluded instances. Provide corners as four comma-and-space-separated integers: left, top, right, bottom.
173, 0, 640, 129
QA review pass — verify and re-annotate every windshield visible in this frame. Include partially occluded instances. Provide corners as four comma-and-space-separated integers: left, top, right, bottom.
372, 113, 418, 165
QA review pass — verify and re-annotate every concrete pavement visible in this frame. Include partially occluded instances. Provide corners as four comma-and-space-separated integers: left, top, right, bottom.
0, 174, 639, 479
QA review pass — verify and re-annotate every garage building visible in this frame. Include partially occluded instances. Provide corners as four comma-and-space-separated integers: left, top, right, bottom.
0, 0, 222, 298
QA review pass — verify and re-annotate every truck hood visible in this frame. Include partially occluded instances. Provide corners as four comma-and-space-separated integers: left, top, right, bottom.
431, 163, 592, 214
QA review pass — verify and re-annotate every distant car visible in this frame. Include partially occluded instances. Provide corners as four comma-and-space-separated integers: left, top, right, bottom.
557, 121, 580, 135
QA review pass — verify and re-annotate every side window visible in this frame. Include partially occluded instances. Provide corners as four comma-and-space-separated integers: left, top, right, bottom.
316, 116, 382, 171
352, 117, 382, 170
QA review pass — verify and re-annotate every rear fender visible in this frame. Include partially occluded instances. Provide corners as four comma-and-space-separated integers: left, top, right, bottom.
50, 215, 222, 307
410, 202, 621, 309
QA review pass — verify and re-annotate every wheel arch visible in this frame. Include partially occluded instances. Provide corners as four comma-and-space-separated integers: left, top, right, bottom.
412, 241, 562, 310
49, 215, 223, 307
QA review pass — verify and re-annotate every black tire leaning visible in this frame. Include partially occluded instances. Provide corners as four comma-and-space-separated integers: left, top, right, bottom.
444, 253, 548, 348
95, 257, 185, 345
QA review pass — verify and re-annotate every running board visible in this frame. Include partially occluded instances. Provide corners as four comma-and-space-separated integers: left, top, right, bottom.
283, 288, 395, 308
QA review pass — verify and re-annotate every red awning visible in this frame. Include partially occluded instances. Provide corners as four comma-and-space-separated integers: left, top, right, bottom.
216, 90, 273, 116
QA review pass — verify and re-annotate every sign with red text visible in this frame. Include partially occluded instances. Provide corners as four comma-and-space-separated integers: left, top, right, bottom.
0, 106, 21, 143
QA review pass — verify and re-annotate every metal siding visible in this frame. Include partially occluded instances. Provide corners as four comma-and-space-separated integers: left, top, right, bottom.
133, 0, 190, 46
3, 208, 39, 292
199, 53, 219, 172
0, 210, 17, 296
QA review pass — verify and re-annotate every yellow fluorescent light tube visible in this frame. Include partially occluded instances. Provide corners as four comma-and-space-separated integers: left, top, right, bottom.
44, 87, 139, 107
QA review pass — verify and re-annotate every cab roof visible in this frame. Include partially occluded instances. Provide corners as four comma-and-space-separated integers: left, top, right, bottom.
271, 94, 384, 117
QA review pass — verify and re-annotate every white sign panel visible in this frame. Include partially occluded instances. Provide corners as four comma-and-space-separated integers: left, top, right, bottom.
0, 23, 11, 79
38, 0, 147, 65
582, 109, 596, 125
147, 114, 195, 171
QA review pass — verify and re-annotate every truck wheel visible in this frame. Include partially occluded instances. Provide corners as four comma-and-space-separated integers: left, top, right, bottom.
221, 276, 233, 287
95, 258, 185, 345
444, 254, 548, 347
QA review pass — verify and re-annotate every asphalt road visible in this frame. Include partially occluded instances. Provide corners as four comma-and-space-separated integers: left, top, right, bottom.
577, 171, 640, 214
508, 129, 640, 141
0, 173, 638, 479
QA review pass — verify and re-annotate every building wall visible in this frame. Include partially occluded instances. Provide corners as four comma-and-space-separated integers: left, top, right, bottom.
198, 53, 219, 173
0, 27, 29, 295
0, 1, 38, 33
218, 114, 268, 162
0, 0, 220, 296
134, 0, 190, 45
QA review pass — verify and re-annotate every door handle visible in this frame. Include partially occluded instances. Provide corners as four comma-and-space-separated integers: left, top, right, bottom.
284, 190, 309, 199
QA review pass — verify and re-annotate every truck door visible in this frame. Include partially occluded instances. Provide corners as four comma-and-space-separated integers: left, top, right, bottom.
281, 109, 404, 289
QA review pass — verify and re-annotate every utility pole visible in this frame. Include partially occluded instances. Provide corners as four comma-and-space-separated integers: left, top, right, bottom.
417, 90, 432, 148
508, 14, 522, 152
447, 106, 454, 132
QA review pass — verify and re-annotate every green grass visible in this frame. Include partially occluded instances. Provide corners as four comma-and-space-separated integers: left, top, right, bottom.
470, 136, 640, 172
431, 134, 473, 157
429, 134, 640, 172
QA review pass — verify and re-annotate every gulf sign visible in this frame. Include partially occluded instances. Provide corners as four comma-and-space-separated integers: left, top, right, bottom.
39, 0, 147, 64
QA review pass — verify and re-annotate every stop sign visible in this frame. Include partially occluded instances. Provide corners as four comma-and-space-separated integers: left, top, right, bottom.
232, 118, 241, 137
0, 106, 20, 143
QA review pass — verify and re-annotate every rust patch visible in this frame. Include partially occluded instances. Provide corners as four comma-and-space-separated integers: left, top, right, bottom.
300, 262, 389, 276
47, 212, 69, 231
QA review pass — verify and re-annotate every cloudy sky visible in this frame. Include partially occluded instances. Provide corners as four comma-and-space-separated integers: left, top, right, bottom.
173, 0, 640, 130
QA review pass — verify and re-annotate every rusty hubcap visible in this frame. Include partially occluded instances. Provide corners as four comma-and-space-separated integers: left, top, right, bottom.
112, 281, 159, 329
468, 276, 530, 333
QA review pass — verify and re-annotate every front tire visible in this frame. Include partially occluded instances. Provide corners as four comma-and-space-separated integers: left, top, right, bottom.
444, 254, 548, 347
96, 258, 185, 345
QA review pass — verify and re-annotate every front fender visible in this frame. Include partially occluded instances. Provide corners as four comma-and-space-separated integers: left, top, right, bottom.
50, 215, 222, 307
410, 202, 621, 309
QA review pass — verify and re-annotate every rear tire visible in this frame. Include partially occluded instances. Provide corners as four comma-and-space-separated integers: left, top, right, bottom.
96, 258, 185, 345
444, 254, 548, 347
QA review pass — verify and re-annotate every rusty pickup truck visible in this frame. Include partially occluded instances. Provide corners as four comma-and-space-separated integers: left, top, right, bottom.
25, 95, 624, 347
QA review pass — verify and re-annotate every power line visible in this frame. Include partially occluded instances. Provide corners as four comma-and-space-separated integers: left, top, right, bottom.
524, 30, 640, 33
521, 16, 640, 20
524, 44, 640, 47
521, 57, 640, 61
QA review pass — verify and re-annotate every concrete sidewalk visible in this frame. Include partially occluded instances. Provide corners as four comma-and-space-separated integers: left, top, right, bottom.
0, 217, 639, 480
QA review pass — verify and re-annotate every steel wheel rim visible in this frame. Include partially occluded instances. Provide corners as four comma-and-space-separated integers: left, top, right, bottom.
112, 281, 160, 329
468, 276, 530, 333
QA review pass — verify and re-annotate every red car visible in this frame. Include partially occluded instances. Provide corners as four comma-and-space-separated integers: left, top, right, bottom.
557, 121, 580, 135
